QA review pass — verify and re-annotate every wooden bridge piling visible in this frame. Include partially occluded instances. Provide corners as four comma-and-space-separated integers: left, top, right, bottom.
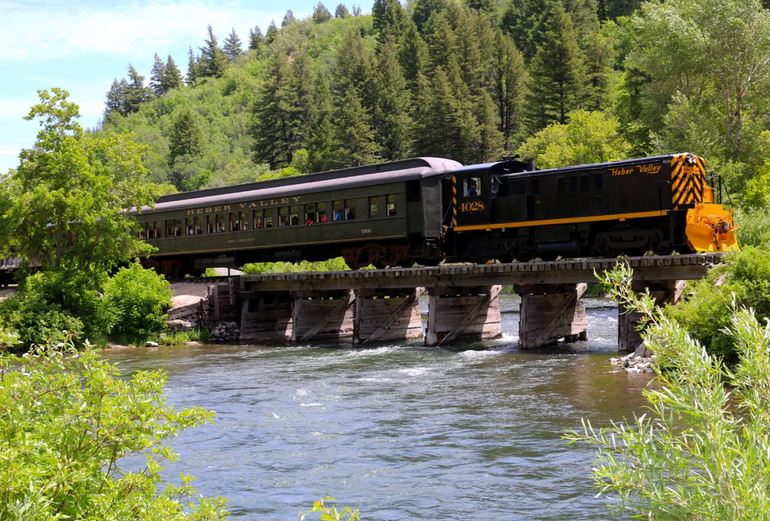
515, 283, 588, 349
618, 280, 685, 352
200, 254, 724, 349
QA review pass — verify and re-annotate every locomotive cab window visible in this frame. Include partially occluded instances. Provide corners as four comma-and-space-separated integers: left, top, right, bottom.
463, 177, 482, 197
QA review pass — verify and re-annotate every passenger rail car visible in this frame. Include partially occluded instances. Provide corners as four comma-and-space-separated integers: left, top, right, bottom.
133, 158, 461, 275
446, 153, 738, 261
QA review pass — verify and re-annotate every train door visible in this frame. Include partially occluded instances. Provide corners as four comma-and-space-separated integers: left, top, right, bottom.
454, 172, 492, 226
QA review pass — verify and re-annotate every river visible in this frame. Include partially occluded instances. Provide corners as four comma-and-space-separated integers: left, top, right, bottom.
104, 295, 651, 520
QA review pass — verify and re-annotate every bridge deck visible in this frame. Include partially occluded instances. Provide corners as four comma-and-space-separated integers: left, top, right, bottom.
242, 253, 725, 292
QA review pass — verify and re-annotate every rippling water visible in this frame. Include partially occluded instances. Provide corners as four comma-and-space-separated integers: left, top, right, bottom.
104, 295, 651, 520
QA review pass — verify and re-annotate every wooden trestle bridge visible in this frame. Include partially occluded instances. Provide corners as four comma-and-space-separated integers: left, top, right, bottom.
201, 253, 724, 351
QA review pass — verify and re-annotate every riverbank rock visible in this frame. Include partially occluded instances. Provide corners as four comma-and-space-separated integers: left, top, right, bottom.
168, 318, 197, 332
610, 342, 655, 373
145, 341, 159, 348
210, 321, 239, 343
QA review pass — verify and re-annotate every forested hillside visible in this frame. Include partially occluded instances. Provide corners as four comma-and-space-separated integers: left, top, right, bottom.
100, 0, 770, 209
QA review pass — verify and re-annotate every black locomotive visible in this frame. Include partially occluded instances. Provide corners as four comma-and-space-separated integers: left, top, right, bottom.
132, 152, 737, 275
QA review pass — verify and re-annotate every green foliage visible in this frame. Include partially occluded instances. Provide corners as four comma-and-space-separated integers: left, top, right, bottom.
4, 270, 110, 349
667, 247, 770, 360
517, 109, 631, 168
241, 257, 349, 274
2, 89, 156, 276
734, 206, 770, 249
570, 262, 770, 520
0, 346, 228, 519
626, 0, 770, 174
524, 0, 588, 131
300, 497, 359, 521
103, 263, 173, 344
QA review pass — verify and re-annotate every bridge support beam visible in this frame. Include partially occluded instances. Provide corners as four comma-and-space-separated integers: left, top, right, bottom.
353, 288, 424, 345
515, 283, 588, 349
290, 290, 356, 342
618, 280, 685, 353
425, 285, 502, 347
239, 292, 294, 342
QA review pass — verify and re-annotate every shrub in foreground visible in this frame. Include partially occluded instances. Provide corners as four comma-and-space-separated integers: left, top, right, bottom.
568, 263, 770, 520
0, 344, 228, 519
666, 246, 770, 360
103, 263, 173, 344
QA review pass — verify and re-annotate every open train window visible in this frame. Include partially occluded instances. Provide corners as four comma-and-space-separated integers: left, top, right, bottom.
264, 209, 274, 228
305, 204, 317, 225
165, 219, 182, 237
216, 214, 225, 233
386, 194, 397, 216
253, 209, 264, 229
318, 202, 328, 223
369, 196, 379, 218
207, 215, 216, 234
278, 207, 289, 227
333, 200, 344, 221
229, 212, 248, 231
290, 205, 301, 226
345, 200, 356, 220
185, 216, 201, 235
463, 177, 481, 197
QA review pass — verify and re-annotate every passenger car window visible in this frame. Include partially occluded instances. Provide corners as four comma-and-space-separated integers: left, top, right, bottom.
386, 194, 397, 216
369, 197, 379, 218
333, 200, 344, 221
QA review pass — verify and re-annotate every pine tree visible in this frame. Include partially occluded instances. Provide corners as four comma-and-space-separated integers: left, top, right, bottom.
149, 54, 166, 97
335, 4, 350, 17
168, 109, 204, 191
199, 25, 228, 78
248, 26, 264, 50
122, 65, 152, 114
186, 47, 200, 83
373, 37, 413, 159
413, 65, 480, 163
473, 90, 504, 162
501, 0, 542, 61
312, 2, 332, 23
492, 32, 527, 150
266, 21, 278, 43
307, 72, 337, 171
223, 28, 243, 62
162, 56, 183, 92
282, 10, 296, 27
412, 0, 448, 32
467, 0, 495, 12
252, 51, 316, 168
372, 0, 404, 42
398, 18, 429, 89
104, 79, 128, 118
327, 30, 379, 166
329, 89, 379, 167
524, 1, 587, 131
424, 11, 456, 72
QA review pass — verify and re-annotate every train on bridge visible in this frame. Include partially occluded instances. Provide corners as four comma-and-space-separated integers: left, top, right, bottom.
0, 152, 739, 282
133, 152, 738, 275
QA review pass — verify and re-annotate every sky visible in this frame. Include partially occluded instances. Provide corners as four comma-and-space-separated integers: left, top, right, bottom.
0, 0, 333, 173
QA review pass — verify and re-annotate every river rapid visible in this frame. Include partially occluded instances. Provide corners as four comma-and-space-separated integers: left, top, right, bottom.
104, 295, 651, 520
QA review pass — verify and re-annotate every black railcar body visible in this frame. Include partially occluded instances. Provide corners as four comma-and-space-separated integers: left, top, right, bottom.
446, 153, 737, 261
133, 157, 461, 274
